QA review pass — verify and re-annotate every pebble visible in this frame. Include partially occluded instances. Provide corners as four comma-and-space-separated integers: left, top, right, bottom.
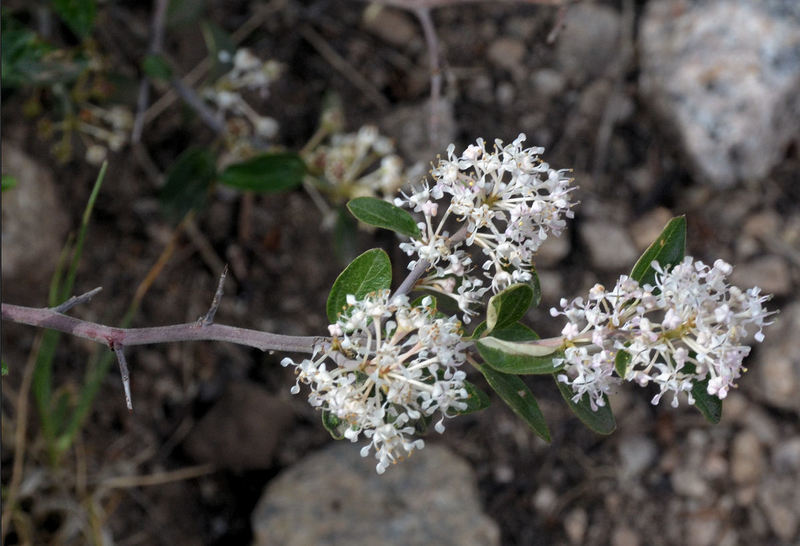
755, 302, 800, 413
730, 431, 764, 485
487, 37, 526, 74
251, 442, 500, 546
639, 0, 800, 187
1, 143, 69, 301
183, 381, 293, 471
730, 255, 792, 297
564, 507, 588, 545
362, 6, 419, 49
611, 526, 640, 546
772, 437, 800, 473
531, 68, 567, 99
536, 232, 571, 267
579, 220, 639, 270
686, 514, 720, 546
556, 3, 621, 83
618, 435, 657, 479
630, 208, 674, 251
758, 480, 800, 541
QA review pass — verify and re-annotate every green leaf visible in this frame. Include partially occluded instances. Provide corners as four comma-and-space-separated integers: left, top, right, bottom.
486, 283, 533, 333
52, 0, 97, 39
2, 174, 18, 191
476, 323, 563, 374
1, 360, 8, 376
167, 0, 206, 27
472, 361, 550, 442
200, 19, 235, 81
142, 54, 173, 81
219, 153, 306, 193
476, 335, 562, 358
529, 269, 542, 308
334, 206, 359, 264
453, 380, 491, 415
615, 350, 631, 378
321, 410, 346, 440
691, 378, 722, 424
326, 249, 392, 323
630, 216, 686, 287
347, 197, 421, 239
554, 376, 616, 435
159, 147, 217, 219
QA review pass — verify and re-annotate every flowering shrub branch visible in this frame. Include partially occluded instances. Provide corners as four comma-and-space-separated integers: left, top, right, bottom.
2, 134, 774, 474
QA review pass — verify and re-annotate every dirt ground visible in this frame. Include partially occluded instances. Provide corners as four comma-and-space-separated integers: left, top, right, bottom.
2, 0, 799, 544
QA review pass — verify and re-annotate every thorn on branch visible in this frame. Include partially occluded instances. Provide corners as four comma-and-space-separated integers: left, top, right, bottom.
52, 287, 103, 314
201, 265, 228, 326
112, 344, 133, 411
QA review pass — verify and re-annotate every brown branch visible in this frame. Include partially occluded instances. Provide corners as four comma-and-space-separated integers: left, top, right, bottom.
392, 224, 469, 298
2, 303, 324, 355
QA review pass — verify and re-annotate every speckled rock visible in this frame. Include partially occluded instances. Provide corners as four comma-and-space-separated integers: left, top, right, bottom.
1, 143, 69, 300
640, 0, 800, 187
251, 442, 499, 546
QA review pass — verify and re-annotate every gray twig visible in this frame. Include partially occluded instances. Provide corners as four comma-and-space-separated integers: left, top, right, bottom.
132, 0, 169, 143
202, 266, 228, 326
413, 7, 443, 143
52, 287, 103, 314
113, 344, 133, 411
171, 77, 226, 134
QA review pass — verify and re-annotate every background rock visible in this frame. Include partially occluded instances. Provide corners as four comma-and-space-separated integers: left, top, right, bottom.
251, 442, 499, 546
639, 0, 800, 187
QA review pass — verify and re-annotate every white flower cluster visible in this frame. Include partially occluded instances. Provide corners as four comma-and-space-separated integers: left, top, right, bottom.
204, 48, 282, 140
551, 257, 772, 410
75, 105, 132, 165
281, 291, 469, 473
395, 134, 574, 320
306, 126, 418, 202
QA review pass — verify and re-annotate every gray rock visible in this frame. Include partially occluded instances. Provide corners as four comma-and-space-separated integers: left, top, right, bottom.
640, 0, 800, 187
487, 37, 526, 75
183, 381, 292, 471
251, 442, 499, 546
611, 526, 640, 546
556, 4, 621, 83
362, 6, 419, 49
758, 478, 800, 542
630, 208, 674, 252
730, 255, 792, 297
531, 69, 567, 99
579, 220, 638, 270
618, 435, 657, 479
1, 143, 69, 301
730, 431, 764, 485
772, 437, 800, 473
755, 302, 800, 413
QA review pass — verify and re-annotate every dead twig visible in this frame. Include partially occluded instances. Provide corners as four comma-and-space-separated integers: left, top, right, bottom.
201, 266, 228, 326
132, 0, 169, 143
112, 344, 133, 410
53, 287, 103, 314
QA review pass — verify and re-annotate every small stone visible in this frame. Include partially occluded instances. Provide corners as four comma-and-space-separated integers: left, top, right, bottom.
618, 435, 657, 479
730, 431, 764, 485
1, 143, 69, 301
183, 381, 292, 471
687, 514, 720, 546
556, 3, 621, 83
772, 437, 800, 473
252, 442, 500, 546
536, 233, 571, 267
531, 69, 567, 99
496, 81, 516, 106
532, 486, 558, 515
564, 508, 588, 545
755, 302, 800, 413
487, 37, 526, 74
758, 480, 800, 541
640, 0, 800, 187
671, 469, 709, 498
743, 211, 782, 240
630, 208, 674, 251
730, 255, 791, 297
579, 220, 639, 270
362, 6, 419, 48
611, 526, 640, 546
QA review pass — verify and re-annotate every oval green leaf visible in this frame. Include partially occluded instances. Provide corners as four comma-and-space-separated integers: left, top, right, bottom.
630, 216, 686, 287
472, 360, 550, 442
53, 0, 97, 39
326, 248, 392, 323
476, 323, 563, 374
486, 283, 533, 333
160, 147, 217, 219
321, 410, 345, 439
614, 349, 631, 378
452, 380, 491, 415
554, 376, 616, 435
347, 197, 421, 239
219, 153, 306, 193
691, 377, 723, 424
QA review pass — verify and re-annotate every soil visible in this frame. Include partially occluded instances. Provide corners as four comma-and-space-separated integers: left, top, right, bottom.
2, 1, 798, 545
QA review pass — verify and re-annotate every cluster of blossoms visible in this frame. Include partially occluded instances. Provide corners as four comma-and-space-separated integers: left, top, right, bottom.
551, 258, 773, 411
204, 48, 282, 143
281, 291, 469, 473
395, 133, 574, 321
305, 125, 420, 204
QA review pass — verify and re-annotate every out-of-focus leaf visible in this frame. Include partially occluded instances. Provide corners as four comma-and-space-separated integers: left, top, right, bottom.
691, 377, 723, 424
167, 0, 206, 27
630, 216, 686, 288
486, 283, 533, 333
52, 0, 97, 39
346, 197, 421, 239
2, 175, 18, 191
615, 349, 631, 378
452, 380, 491, 415
200, 19, 235, 81
326, 248, 392, 323
554, 376, 616, 434
218, 153, 306, 193
321, 411, 346, 440
141, 54, 173, 81
472, 360, 550, 442
159, 147, 217, 219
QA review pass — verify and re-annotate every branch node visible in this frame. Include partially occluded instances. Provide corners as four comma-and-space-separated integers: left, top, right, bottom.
201, 265, 228, 326
52, 287, 103, 314
113, 344, 133, 411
